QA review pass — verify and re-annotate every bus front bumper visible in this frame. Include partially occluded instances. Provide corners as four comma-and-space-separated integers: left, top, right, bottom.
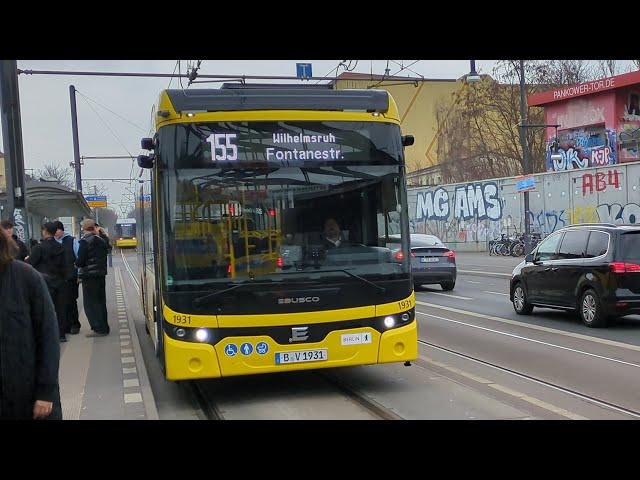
163, 321, 417, 380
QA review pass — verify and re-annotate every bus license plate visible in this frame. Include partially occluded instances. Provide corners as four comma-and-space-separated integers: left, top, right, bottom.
275, 349, 328, 365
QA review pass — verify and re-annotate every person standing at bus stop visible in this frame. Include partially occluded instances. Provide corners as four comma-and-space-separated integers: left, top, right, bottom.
53, 221, 81, 335
1, 219, 29, 261
76, 219, 110, 336
0, 224, 62, 420
28, 222, 68, 343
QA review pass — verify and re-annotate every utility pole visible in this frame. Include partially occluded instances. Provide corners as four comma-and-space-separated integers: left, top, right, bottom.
69, 85, 82, 193
1, 60, 30, 245
518, 60, 531, 255
93, 185, 99, 226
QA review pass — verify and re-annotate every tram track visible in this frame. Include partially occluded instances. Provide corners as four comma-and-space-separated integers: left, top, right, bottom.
188, 381, 225, 420
122, 249, 401, 419
314, 370, 404, 420
418, 339, 640, 419
188, 370, 403, 420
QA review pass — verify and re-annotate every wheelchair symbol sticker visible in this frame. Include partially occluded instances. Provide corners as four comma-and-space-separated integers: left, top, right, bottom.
256, 342, 269, 355
240, 342, 253, 356
224, 344, 238, 357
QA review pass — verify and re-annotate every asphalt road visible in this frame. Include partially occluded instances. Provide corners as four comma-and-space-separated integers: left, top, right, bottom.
117, 251, 640, 420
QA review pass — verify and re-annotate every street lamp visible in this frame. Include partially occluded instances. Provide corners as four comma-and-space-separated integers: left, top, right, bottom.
522, 123, 563, 164
467, 60, 481, 84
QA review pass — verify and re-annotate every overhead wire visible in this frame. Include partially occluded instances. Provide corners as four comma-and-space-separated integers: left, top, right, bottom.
167, 60, 179, 89
77, 94, 137, 210
314, 60, 346, 85
75, 89, 147, 133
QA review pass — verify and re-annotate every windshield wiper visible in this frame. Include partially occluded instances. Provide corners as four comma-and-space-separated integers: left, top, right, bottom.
193, 280, 281, 306
278, 268, 386, 294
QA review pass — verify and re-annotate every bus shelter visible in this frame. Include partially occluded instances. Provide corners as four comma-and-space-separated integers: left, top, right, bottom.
0, 179, 92, 241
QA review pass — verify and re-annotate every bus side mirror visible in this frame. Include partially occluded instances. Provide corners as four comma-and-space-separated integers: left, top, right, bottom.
138, 154, 155, 169
141, 137, 154, 150
402, 135, 415, 147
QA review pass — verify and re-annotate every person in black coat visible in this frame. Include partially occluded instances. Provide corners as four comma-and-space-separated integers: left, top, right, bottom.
95, 223, 112, 255
28, 222, 68, 342
0, 226, 62, 420
76, 219, 110, 336
1, 219, 29, 261
53, 220, 81, 335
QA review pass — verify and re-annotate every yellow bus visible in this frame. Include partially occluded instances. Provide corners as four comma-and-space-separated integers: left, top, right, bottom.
136, 85, 417, 380
114, 218, 137, 249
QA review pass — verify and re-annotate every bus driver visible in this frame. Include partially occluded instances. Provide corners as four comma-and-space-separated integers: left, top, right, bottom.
322, 218, 345, 249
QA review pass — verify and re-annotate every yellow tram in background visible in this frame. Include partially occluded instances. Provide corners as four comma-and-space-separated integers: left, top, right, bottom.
114, 218, 137, 249
136, 84, 417, 380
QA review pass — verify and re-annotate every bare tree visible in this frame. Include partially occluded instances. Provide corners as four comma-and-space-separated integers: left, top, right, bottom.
93, 207, 118, 234
528, 60, 597, 86
597, 60, 619, 78
435, 61, 547, 184
34, 163, 73, 188
84, 183, 108, 196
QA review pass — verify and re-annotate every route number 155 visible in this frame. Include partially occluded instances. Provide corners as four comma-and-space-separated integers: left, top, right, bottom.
206, 133, 238, 161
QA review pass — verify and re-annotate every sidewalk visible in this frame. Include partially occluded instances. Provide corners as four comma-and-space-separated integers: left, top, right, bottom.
455, 251, 521, 277
58, 266, 158, 420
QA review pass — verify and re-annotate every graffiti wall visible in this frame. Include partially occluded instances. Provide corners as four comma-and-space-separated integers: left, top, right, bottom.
546, 128, 617, 171
408, 161, 640, 251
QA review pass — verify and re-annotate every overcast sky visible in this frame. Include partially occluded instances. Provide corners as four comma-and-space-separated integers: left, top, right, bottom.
1, 59, 597, 215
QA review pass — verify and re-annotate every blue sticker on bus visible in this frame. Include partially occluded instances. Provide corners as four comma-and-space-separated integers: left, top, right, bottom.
256, 342, 269, 355
240, 342, 253, 356
224, 344, 238, 357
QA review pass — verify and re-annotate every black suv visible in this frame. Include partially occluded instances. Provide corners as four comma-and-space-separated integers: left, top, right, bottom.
510, 223, 640, 327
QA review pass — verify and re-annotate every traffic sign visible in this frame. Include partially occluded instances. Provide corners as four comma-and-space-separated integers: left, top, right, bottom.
516, 175, 536, 193
296, 63, 312, 79
240, 342, 253, 356
85, 195, 107, 208
224, 344, 238, 357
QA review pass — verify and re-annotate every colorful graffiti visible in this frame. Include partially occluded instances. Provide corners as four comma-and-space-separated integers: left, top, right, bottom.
547, 128, 617, 171
567, 206, 599, 225
528, 209, 567, 234
409, 162, 640, 250
581, 169, 621, 196
415, 187, 449, 221
597, 203, 640, 224
415, 182, 502, 222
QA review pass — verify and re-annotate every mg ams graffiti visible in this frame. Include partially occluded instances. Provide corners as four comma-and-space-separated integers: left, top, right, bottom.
416, 182, 502, 221
414, 182, 503, 243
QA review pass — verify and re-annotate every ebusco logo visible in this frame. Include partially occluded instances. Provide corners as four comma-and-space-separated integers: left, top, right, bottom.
278, 297, 320, 305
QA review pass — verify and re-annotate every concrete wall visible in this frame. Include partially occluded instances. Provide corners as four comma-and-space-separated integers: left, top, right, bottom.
408, 161, 640, 251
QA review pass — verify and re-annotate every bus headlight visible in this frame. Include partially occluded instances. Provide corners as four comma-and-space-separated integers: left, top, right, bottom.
383, 316, 396, 329
175, 328, 186, 338
195, 329, 209, 342
401, 313, 410, 322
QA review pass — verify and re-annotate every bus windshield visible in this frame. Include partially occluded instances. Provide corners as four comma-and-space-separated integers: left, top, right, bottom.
157, 121, 410, 290
115, 223, 136, 239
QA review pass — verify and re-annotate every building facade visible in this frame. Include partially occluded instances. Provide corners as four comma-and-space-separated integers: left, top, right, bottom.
529, 70, 640, 172
331, 72, 463, 174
